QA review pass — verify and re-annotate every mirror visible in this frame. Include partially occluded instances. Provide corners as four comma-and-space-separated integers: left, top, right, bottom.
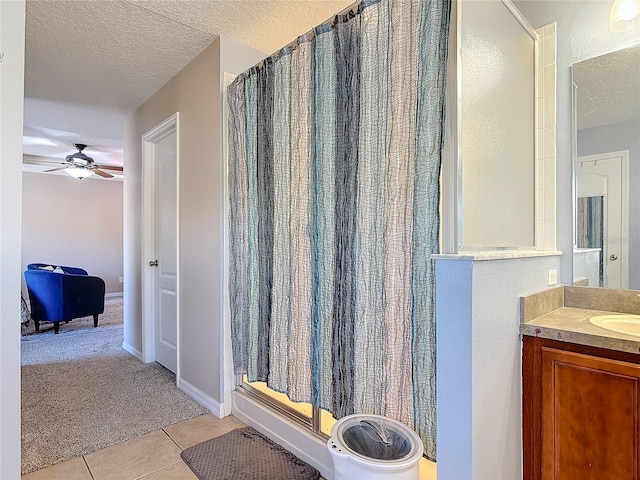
572, 45, 640, 290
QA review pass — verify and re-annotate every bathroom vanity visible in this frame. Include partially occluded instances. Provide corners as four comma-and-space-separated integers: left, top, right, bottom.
520, 286, 640, 480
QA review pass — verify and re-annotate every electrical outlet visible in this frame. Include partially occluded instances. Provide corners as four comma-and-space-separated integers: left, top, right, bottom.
119, 277, 124, 283
548, 269, 558, 286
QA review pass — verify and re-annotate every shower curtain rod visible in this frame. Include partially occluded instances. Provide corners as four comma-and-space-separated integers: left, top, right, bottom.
232, 0, 383, 81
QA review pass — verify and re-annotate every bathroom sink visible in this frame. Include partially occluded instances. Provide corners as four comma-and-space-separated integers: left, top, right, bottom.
589, 314, 640, 338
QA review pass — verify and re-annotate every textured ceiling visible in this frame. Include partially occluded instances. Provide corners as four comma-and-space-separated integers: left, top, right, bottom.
572, 45, 640, 130
27, 1, 634, 172
23, 0, 352, 170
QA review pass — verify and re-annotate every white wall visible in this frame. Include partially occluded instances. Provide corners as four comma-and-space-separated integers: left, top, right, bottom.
514, 0, 640, 284
124, 37, 265, 415
22, 172, 123, 293
435, 254, 561, 480
0, 1, 25, 477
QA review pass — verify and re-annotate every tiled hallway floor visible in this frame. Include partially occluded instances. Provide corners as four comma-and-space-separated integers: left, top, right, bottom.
22, 414, 246, 480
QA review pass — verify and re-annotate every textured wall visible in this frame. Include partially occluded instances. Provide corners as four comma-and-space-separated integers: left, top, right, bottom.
436, 254, 561, 480
124, 37, 266, 410
124, 39, 222, 403
21, 172, 123, 294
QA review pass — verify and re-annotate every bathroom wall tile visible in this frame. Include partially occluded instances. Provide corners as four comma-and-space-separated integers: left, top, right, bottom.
543, 126, 555, 159
544, 94, 555, 127
543, 64, 555, 97
537, 98, 544, 129
543, 24, 556, 66
537, 66, 545, 98
536, 22, 556, 251
544, 218, 556, 249
537, 128, 544, 159
544, 157, 556, 188
536, 219, 545, 248
536, 190, 544, 225
543, 191, 555, 220
536, 158, 545, 189
536, 26, 545, 69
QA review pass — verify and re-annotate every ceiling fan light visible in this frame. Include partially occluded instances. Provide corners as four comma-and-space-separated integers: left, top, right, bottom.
66, 167, 95, 179
610, 0, 640, 31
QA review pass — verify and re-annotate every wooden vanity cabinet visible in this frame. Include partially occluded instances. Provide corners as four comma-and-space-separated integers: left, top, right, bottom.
523, 336, 640, 480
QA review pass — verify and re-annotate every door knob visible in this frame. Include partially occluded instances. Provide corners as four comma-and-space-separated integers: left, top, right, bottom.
609, 254, 618, 261
149, 260, 159, 267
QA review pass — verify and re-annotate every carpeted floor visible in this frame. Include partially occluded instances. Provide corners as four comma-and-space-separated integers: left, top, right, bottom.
21, 297, 209, 475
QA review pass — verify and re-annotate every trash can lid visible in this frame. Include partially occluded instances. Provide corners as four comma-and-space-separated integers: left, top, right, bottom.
334, 415, 417, 461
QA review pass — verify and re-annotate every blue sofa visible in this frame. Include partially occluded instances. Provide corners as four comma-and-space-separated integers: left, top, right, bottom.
24, 263, 106, 334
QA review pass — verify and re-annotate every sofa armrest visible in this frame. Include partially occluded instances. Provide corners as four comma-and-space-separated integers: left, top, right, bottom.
24, 270, 65, 321
61, 275, 106, 319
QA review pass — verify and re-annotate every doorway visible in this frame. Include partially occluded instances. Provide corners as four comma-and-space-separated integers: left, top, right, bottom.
142, 113, 180, 374
577, 150, 629, 289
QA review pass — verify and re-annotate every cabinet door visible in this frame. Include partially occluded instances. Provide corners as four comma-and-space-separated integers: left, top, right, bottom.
541, 347, 640, 480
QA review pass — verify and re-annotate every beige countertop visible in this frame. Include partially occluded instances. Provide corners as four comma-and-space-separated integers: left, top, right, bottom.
519, 307, 640, 354
519, 286, 640, 355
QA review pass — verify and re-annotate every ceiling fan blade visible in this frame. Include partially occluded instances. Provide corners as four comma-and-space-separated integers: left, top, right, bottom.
23, 156, 64, 167
93, 169, 113, 179
96, 165, 123, 172
43, 166, 69, 173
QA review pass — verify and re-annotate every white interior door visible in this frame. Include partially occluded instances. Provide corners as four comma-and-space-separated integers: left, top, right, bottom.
577, 151, 629, 289
142, 114, 179, 374
154, 131, 178, 373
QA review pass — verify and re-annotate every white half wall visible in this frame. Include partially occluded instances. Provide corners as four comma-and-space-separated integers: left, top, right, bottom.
0, 1, 26, 477
435, 254, 561, 480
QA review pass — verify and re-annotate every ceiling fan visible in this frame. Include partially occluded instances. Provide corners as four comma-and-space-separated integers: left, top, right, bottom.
44, 144, 124, 179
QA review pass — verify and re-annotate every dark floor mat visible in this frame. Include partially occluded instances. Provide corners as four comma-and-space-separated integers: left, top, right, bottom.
181, 426, 321, 480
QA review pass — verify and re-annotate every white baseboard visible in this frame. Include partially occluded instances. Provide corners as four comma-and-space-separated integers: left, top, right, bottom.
232, 390, 334, 480
122, 341, 142, 360
105, 292, 123, 298
178, 378, 224, 418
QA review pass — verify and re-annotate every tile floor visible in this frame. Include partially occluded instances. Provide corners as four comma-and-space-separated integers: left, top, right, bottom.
22, 414, 246, 480
22, 412, 437, 480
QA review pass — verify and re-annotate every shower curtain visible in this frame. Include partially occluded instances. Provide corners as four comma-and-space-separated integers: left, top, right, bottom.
228, 0, 450, 460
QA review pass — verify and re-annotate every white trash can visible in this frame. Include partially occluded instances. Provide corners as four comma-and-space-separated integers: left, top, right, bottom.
328, 414, 423, 480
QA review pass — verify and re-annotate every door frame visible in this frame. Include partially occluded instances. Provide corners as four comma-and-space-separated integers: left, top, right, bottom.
141, 112, 180, 378
577, 150, 629, 289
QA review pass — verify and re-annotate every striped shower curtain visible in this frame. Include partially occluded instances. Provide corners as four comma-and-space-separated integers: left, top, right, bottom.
228, 0, 450, 460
